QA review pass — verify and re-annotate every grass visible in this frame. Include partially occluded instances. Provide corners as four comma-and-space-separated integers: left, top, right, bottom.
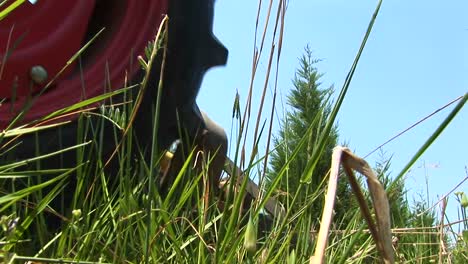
1, 0, 468, 263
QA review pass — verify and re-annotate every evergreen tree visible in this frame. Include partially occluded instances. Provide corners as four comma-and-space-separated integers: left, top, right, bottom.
266, 45, 347, 220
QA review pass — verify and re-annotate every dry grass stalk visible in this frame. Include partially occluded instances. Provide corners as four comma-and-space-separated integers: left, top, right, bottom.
310, 146, 393, 264
438, 197, 449, 263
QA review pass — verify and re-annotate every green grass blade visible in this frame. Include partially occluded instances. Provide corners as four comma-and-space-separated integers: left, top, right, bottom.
0, 0, 26, 21
0, 164, 79, 210
38, 86, 135, 122
392, 92, 467, 190
0, 141, 90, 171
1, 122, 70, 137
301, 0, 383, 184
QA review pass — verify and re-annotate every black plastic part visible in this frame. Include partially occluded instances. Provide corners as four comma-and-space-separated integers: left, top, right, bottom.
136, 0, 228, 151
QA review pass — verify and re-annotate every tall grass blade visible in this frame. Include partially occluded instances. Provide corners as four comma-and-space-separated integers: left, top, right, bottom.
392, 92, 467, 190
301, 0, 383, 184
143, 15, 169, 264
0, 0, 26, 21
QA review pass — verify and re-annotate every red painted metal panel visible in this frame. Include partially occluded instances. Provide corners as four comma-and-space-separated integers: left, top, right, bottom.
0, 0, 168, 128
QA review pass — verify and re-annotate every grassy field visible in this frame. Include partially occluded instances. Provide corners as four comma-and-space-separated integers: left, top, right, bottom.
1, 0, 468, 263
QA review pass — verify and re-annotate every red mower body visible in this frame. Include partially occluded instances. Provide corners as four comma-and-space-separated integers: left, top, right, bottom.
0, 0, 168, 128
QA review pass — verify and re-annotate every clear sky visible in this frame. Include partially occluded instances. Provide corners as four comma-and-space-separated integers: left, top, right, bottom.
198, 0, 467, 225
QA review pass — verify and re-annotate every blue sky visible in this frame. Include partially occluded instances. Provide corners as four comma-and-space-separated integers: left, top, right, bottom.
198, 0, 467, 224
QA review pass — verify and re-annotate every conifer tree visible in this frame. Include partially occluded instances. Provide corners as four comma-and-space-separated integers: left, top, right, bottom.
266, 45, 347, 219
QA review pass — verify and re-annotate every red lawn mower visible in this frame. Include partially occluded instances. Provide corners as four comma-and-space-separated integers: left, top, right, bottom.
0, 0, 283, 232
0, 0, 228, 174
0, 0, 231, 225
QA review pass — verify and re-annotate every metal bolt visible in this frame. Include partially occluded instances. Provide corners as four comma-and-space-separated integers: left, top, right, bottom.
30, 65, 48, 85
